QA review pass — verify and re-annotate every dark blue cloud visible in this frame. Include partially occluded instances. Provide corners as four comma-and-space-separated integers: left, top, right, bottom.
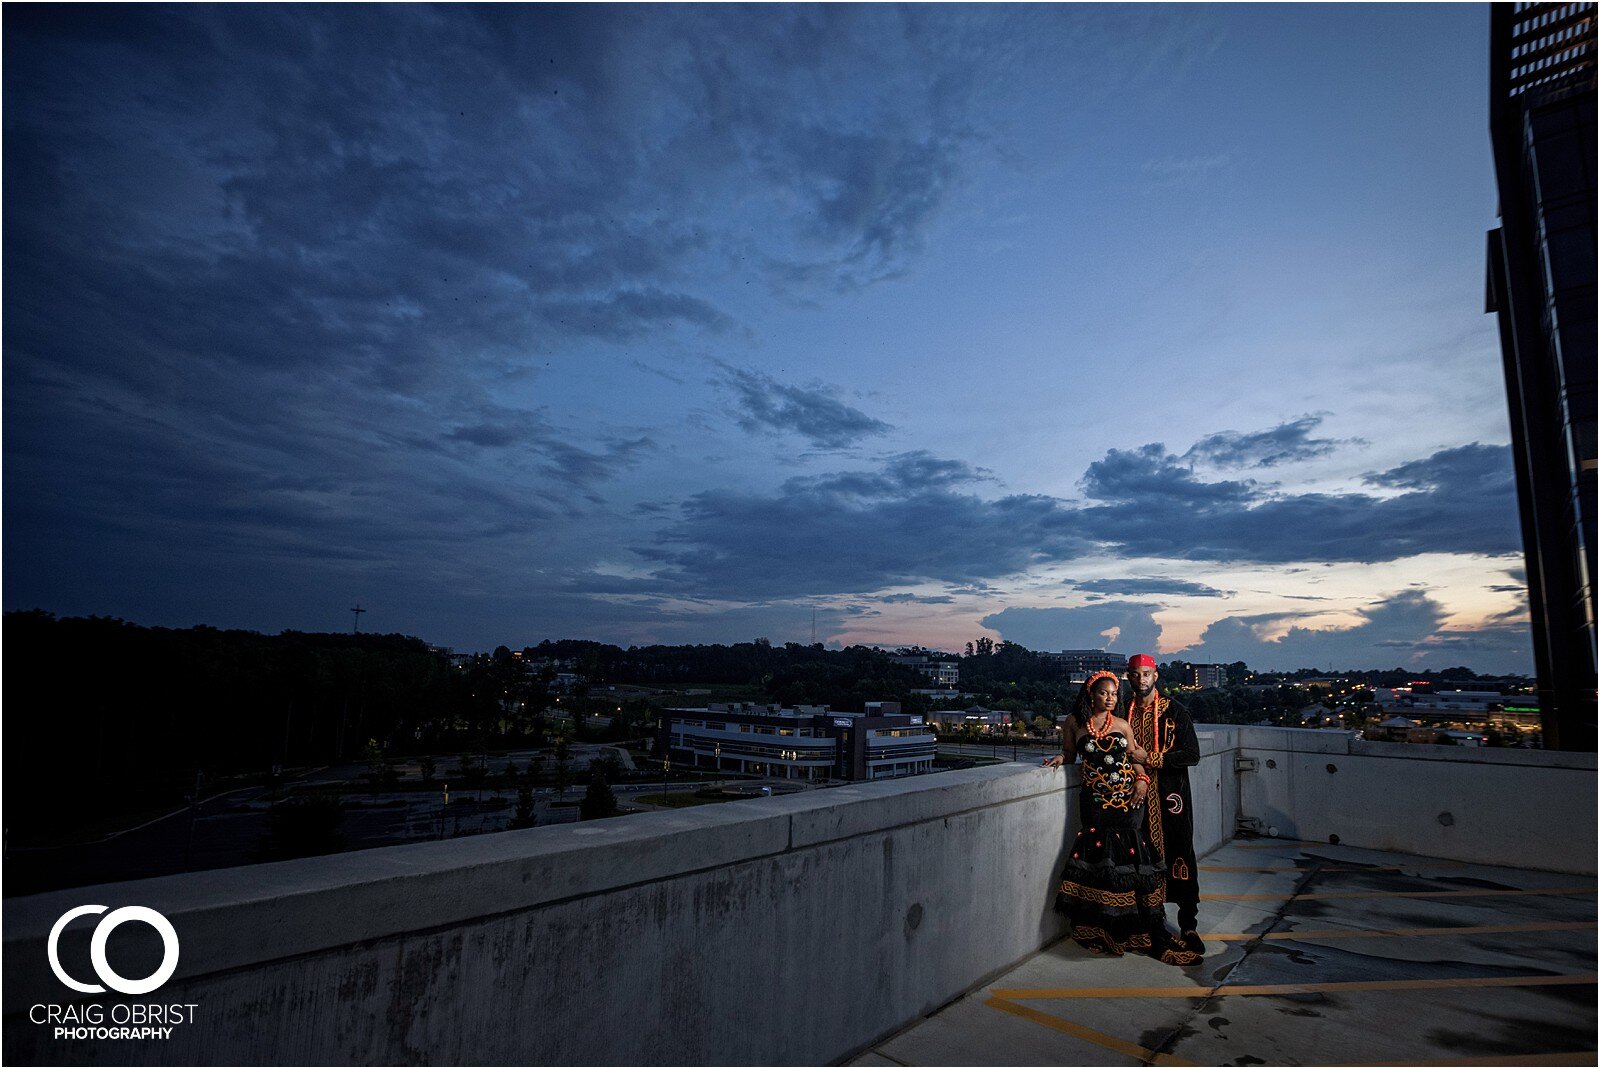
448, 424, 525, 448
1077, 443, 1520, 564
639, 479, 1087, 598
642, 441, 1521, 599
1182, 415, 1357, 469
1081, 444, 1256, 504
718, 365, 891, 450
1362, 443, 1514, 495
1074, 578, 1229, 598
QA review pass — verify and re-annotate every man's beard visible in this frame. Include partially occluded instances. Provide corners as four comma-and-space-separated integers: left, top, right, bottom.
1132, 683, 1155, 699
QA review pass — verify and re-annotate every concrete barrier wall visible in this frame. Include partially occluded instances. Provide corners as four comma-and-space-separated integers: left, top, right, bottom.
1189, 727, 1242, 863
5, 732, 1592, 1066
1230, 727, 1597, 874
4, 764, 1085, 1066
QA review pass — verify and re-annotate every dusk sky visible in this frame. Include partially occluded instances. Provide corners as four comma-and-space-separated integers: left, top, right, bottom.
3, 4, 1535, 673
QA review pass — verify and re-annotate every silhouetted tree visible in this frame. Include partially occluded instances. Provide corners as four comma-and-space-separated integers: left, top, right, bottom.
510, 784, 538, 829
579, 772, 618, 821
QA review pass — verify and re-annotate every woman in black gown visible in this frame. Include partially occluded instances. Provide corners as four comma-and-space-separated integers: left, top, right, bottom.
1044, 671, 1198, 965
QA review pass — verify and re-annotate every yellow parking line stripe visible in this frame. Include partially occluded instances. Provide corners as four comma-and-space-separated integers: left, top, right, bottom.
1203, 885, 1594, 901
992, 972, 1596, 1000
1201, 921, 1596, 941
983, 996, 1195, 1066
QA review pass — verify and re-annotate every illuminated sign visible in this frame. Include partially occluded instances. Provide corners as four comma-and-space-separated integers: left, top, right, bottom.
833, 718, 853, 727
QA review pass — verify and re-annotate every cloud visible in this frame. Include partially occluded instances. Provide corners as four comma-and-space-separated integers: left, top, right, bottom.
1175, 590, 1533, 675
1081, 444, 1256, 504
638, 450, 1074, 597
1077, 442, 1520, 564
1182, 415, 1358, 469
946, 582, 1001, 596
877, 593, 956, 605
536, 436, 655, 492
982, 602, 1163, 655
762, 126, 963, 291
1362, 443, 1514, 495
1074, 578, 1228, 598
717, 364, 891, 450
540, 290, 735, 343
447, 424, 525, 448
638, 439, 1521, 601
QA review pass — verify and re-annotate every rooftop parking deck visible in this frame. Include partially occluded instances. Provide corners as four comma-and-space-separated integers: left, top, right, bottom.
4, 727, 1594, 1065
853, 838, 1597, 1066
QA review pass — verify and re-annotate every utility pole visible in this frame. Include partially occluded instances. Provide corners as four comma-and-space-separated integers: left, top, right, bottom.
351, 605, 366, 634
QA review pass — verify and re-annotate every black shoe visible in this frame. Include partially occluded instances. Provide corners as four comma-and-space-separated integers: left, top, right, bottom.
1180, 929, 1206, 955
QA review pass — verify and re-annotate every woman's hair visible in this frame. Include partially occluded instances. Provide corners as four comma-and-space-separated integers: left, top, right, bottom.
1072, 670, 1125, 726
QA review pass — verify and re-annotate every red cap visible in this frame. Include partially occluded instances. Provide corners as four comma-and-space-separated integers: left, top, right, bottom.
1127, 654, 1157, 669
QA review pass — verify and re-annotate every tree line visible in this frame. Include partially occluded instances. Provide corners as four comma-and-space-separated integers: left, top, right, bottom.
4, 616, 932, 841
6, 612, 1523, 844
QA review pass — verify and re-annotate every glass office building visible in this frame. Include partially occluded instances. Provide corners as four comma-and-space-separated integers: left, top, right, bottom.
1485, 2, 1597, 749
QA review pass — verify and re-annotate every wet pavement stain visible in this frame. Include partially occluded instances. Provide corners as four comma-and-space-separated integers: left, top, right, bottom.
1275, 1006, 1323, 1018
1248, 941, 1322, 967
1425, 1008, 1597, 1056
1228, 936, 1567, 986
1139, 1022, 1199, 1056
1429, 874, 1521, 890
1277, 897, 1338, 919
1528, 983, 1599, 1008
1288, 862, 1493, 896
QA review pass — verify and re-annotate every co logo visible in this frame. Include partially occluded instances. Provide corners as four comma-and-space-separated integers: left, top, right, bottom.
47, 906, 179, 995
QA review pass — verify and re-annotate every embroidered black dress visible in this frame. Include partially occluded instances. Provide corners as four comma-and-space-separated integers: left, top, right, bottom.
1055, 731, 1166, 956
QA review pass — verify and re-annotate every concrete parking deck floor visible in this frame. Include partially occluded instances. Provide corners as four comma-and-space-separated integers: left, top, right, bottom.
851, 839, 1596, 1067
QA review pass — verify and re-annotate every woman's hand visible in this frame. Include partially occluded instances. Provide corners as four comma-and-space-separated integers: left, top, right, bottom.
1128, 743, 1149, 764
1132, 779, 1149, 807
1042, 753, 1067, 769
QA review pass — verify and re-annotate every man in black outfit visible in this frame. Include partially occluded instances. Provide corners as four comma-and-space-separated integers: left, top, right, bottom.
1126, 653, 1204, 956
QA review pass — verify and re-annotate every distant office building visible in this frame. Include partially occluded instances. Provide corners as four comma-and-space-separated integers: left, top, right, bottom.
1485, 2, 1597, 750
928, 706, 1008, 732
1188, 663, 1227, 689
890, 653, 959, 687
428, 648, 474, 671
1044, 649, 1127, 681
658, 702, 936, 781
